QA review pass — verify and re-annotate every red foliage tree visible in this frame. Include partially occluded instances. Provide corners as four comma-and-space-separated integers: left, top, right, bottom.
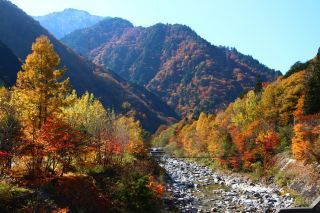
146, 175, 165, 198
37, 117, 81, 176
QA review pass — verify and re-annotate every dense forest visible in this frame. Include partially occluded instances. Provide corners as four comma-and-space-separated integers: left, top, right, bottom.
61, 18, 281, 117
0, 36, 165, 212
152, 52, 320, 200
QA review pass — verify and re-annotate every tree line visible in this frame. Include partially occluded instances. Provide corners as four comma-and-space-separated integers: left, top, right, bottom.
153, 56, 320, 174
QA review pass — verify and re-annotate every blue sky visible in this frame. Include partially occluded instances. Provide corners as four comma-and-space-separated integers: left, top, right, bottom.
10, 0, 320, 73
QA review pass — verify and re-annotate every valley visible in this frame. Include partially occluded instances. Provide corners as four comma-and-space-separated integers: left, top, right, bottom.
0, 0, 319, 212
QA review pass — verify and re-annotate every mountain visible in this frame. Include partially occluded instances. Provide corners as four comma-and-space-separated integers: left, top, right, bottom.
33, 8, 106, 39
0, 1, 178, 132
0, 40, 21, 86
61, 17, 133, 57
62, 18, 281, 117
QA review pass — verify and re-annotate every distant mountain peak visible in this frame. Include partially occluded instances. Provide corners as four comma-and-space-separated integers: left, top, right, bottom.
33, 8, 106, 39
36, 8, 91, 16
62, 8, 90, 13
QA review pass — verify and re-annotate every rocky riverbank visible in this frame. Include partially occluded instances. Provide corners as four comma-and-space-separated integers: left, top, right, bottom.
160, 157, 294, 212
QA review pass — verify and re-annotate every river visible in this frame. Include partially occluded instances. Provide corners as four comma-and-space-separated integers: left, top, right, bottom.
159, 157, 294, 213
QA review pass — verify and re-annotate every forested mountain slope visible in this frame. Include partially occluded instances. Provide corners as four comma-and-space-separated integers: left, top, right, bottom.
0, 40, 21, 86
153, 50, 320, 174
62, 18, 281, 116
0, 1, 178, 132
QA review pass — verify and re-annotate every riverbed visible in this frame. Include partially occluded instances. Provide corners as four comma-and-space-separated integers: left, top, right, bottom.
159, 157, 294, 212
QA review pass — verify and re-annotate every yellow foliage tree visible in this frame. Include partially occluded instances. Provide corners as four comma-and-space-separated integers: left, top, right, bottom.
229, 91, 260, 130
11, 35, 69, 176
293, 95, 304, 118
278, 71, 305, 125
12, 35, 69, 131
195, 112, 213, 151
0, 87, 12, 119
63, 91, 112, 164
178, 123, 199, 156
260, 82, 281, 126
0, 87, 22, 171
113, 116, 145, 159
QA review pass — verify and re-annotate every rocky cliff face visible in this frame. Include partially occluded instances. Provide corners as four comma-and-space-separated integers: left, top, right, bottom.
273, 152, 320, 205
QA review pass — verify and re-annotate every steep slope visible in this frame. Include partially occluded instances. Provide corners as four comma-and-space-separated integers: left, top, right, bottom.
0, 40, 21, 86
34, 8, 105, 39
0, 1, 178, 132
62, 18, 281, 116
62, 18, 133, 57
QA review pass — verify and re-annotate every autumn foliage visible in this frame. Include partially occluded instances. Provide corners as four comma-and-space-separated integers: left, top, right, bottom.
292, 114, 320, 163
0, 35, 163, 212
146, 176, 165, 197
153, 69, 320, 172
62, 21, 279, 118
0, 36, 149, 176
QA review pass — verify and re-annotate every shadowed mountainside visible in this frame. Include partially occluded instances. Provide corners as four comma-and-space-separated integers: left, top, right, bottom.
0, 1, 178, 132
0, 40, 21, 86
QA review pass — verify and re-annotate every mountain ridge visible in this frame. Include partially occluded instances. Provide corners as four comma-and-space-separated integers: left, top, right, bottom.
0, 1, 179, 132
61, 17, 281, 116
33, 8, 106, 39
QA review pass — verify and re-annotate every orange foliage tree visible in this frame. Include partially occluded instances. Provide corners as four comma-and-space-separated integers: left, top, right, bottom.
292, 113, 320, 163
146, 176, 165, 198
37, 117, 81, 176
292, 123, 310, 161
255, 130, 279, 167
